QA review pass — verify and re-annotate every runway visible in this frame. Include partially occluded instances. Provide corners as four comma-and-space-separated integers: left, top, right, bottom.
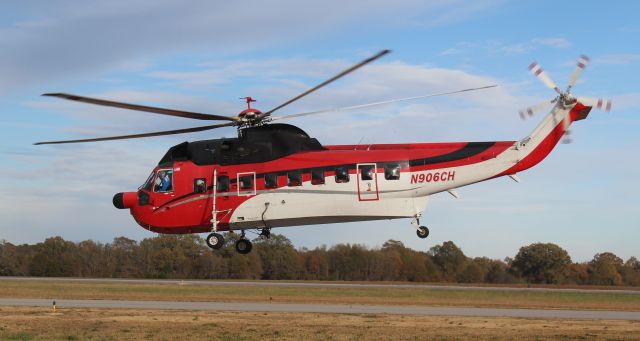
2, 276, 639, 295
1, 298, 639, 320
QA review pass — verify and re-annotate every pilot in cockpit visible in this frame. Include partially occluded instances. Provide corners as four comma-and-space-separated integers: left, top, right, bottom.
155, 170, 173, 192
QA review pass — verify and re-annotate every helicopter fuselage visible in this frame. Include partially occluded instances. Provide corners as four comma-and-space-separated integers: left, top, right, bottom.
115, 102, 592, 235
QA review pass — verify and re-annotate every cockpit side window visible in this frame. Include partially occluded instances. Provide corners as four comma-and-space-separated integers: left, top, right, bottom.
140, 171, 155, 192
154, 169, 174, 192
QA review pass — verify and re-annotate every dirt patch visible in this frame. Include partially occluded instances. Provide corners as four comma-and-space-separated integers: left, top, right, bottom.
0, 306, 639, 340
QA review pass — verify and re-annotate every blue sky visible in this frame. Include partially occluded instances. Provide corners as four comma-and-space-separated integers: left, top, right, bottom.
1, 0, 639, 262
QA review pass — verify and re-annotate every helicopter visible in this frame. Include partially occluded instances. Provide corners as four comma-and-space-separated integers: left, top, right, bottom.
36, 51, 611, 254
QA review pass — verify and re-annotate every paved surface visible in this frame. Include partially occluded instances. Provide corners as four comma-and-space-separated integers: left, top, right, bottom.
1, 298, 639, 320
2, 276, 639, 295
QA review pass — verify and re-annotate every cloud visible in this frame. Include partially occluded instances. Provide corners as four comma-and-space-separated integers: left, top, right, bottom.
441, 37, 572, 56
610, 92, 640, 111
531, 37, 571, 49
408, 0, 504, 28
0, 0, 500, 95
596, 53, 640, 65
148, 58, 346, 88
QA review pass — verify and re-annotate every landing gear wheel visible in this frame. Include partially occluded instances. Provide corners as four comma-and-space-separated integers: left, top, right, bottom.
235, 239, 253, 254
416, 226, 430, 239
206, 233, 224, 250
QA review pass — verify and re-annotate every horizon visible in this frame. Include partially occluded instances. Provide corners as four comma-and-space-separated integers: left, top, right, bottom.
1, 232, 637, 266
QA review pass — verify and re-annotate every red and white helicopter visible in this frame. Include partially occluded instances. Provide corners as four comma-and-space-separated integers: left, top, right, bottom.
36, 51, 611, 254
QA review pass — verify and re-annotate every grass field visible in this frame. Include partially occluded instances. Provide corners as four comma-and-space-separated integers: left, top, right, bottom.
1, 279, 640, 311
1, 307, 640, 341
2, 279, 640, 340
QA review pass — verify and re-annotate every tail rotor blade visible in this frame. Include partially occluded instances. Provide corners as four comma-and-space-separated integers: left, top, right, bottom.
566, 55, 590, 92
529, 62, 562, 95
518, 98, 555, 120
578, 97, 612, 112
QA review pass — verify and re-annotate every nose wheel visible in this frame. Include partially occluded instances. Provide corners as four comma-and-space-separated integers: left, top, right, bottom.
206, 232, 225, 250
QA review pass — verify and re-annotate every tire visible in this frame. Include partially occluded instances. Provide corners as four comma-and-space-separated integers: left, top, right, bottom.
235, 239, 253, 254
416, 226, 430, 239
206, 233, 224, 250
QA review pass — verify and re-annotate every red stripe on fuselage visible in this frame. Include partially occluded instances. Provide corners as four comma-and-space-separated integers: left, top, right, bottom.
495, 103, 589, 177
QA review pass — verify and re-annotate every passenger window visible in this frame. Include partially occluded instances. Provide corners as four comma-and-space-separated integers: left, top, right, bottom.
239, 175, 253, 190
335, 167, 349, 183
194, 178, 206, 193
154, 169, 173, 192
311, 168, 325, 185
360, 165, 375, 181
217, 176, 230, 192
384, 163, 400, 180
288, 170, 302, 187
264, 173, 278, 188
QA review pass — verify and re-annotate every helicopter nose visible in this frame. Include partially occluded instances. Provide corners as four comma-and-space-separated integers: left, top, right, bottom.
113, 192, 137, 209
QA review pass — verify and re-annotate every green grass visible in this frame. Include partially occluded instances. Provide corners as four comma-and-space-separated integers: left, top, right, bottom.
6, 332, 33, 340
1, 279, 639, 311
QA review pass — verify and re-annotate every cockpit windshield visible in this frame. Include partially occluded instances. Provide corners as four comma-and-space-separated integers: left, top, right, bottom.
139, 171, 155, 191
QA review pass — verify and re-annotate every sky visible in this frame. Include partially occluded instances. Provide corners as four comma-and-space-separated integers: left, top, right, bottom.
1, 0, 639, 262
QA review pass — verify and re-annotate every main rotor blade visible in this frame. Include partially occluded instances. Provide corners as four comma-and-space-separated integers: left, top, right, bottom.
271, 85, 498, 122
264, 49, 391, 116
42, 93, 240, 122
566, 55, 590, 93
578, 97, 612, 112
34, 122, 235, 145
528, 62, 562, 95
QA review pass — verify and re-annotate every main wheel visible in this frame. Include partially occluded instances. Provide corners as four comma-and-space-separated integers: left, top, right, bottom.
206, 233, 225, 250
416, 226, 430, 239
235, 239, 253, 254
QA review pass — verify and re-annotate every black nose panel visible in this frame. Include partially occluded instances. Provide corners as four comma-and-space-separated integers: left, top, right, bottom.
113, 192, 125, 209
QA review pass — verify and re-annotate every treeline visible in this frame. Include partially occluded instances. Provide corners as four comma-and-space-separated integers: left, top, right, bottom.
1, 234, 639, 286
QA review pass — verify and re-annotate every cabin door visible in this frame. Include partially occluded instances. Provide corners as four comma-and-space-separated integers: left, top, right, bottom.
356, 163, 379, 201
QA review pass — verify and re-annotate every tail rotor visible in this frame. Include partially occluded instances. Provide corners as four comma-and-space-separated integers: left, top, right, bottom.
519, 55, 612, 144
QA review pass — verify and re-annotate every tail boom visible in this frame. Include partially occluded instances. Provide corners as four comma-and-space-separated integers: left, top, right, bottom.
497, 102, 592, 176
